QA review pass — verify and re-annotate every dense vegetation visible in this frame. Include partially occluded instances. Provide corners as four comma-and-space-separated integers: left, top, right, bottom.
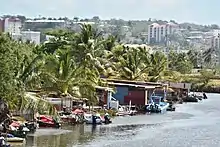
0, 24, 218, 113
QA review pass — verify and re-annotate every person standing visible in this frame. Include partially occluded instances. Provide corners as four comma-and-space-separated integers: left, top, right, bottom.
92, 112, 97, 125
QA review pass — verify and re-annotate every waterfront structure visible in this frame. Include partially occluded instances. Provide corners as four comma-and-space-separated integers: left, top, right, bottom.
106, 79, 161, 108
148, 22, 178, 44
95, 86, 118, 110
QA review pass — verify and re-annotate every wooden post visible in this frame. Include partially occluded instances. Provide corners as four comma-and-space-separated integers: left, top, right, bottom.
145, 90, 148, 105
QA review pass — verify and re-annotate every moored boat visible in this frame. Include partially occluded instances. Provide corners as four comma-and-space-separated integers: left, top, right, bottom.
146, 96, 169, 113
84, 113, 112, 125
84, 113, 103, 125
37, 115, 61, 128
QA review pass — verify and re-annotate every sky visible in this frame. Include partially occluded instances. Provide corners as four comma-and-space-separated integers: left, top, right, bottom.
1, 0, 219, 25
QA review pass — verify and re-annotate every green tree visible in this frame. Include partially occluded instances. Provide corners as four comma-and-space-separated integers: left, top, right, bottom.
0, 34, 24, 109
200, 69, 215, 86
117, 47, 150, 80
169, 52, 193, 74
148, 52, 167, 82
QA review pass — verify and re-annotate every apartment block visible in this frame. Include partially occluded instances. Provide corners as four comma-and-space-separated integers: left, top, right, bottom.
148, 22, 178, 44
4, 17, 22, 34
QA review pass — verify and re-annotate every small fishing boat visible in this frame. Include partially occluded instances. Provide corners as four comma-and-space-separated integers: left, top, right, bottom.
116, 102, 137, 116
146, 96, 169, 113
37, 115, 61, 128
84, 113, 103, 125
183, 95, 198, 102
84, 113, 112, 125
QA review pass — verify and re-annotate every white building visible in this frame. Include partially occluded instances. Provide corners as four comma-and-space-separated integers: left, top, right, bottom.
21, 30, 41, 44
4, 18, 22, 34
148, 22, 178, 44
45, 35, 55, 41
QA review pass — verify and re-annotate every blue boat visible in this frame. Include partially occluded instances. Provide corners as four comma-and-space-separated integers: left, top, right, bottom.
146, 96, 169, 113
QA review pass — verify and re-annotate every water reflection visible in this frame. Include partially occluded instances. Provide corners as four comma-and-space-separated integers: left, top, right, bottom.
25, 125, 87, 147
24, 123, 151, 147
91, 125, 97, 135
18, 94, 220, 147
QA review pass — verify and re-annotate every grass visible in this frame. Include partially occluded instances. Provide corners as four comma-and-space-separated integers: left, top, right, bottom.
207, 79, 220, 86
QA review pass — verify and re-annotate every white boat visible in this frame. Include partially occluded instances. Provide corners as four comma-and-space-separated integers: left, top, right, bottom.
116, 101, 137, 116
158, 102, 170, 113
146, 96, 169, 113
84, 113, 103, 124
116, 106, 131, 116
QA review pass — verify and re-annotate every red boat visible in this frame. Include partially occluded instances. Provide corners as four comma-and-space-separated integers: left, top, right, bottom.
37, 115, 61, 128
72, 109, 84, 114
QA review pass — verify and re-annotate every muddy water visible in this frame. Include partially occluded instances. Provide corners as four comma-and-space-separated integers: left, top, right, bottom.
23, 93, 220, 147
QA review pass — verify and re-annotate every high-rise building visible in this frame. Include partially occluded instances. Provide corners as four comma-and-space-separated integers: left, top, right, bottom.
4, 18, 22, 34
148, 22, 178, 44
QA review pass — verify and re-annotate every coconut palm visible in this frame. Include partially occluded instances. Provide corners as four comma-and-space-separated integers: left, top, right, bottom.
148, 52, 168, 82
18, 92, 57, 116
203, 47, 215, 66
116, 47, 150, 80
39, 48, 80, 96
187, 50, 199, 68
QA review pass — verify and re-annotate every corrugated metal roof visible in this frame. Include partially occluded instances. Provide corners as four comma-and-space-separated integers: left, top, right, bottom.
104, 78, 162, 86
95, 86, 114, 91
108, 82, 157, 89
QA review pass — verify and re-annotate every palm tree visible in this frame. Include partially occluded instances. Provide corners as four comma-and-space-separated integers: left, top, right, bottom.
116, 47, 150, 80
40, 48, 80, 96
203, 47, 215, 66
18, 92, 57, 116
187, 50, 199, 68
148, 52, 168, 82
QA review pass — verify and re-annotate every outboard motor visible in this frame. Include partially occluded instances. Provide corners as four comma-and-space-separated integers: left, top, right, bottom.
150, 104, 154, 111
155, 104, 160, 113
25, 122, 37, 132
203, 93, 208, 99
104, 113, 111, 124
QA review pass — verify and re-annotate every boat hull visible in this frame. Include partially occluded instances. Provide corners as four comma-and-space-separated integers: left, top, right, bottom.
37, 121, 61, 128
6, 137, 25, 143
146, 102, 169, 113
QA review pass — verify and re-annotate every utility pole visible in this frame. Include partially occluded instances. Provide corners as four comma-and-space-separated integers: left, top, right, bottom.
165, 34, 169, 69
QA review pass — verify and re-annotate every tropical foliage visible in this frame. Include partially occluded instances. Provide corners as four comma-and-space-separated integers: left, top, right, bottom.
0, 24, 218, 113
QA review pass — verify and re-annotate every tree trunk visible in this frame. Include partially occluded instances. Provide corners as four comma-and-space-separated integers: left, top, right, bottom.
61, 84, 69, 111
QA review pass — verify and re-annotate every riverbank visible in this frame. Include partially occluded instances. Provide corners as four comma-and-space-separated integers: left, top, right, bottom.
191, 79, 220, 93
21, 93, 219, 147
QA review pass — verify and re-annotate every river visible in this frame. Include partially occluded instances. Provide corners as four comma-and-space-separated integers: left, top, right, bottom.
22, 93, 220, 147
